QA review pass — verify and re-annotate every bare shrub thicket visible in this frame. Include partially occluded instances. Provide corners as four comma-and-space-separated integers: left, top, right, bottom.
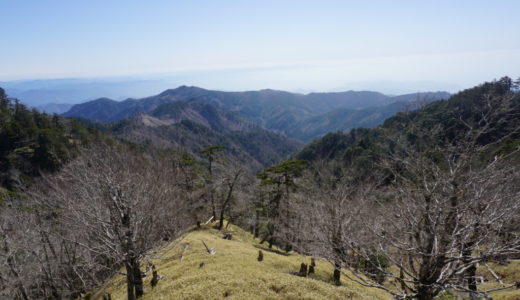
293, 161, 378, 285
294, 87, 520, 299
0, 144, 192, 299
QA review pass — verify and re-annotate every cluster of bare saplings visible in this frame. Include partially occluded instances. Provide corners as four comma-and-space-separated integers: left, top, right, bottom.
1, 89, 519, 300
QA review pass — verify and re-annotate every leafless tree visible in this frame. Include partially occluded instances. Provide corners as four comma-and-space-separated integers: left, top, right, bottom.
0, 143, 192, 300
200, 145, 226, 221
216, 166, 243, 230
293, 161, 378, 285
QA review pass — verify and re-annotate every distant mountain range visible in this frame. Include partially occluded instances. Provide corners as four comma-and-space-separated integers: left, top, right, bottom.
2, 83, 449, 169
1, 78, 174, 107
64, 86, 450, 141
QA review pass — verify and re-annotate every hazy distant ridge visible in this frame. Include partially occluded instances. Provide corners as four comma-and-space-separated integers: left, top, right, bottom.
63, 86, 450, 141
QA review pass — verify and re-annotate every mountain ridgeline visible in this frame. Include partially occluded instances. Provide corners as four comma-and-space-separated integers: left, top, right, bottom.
63, 86, 450, 141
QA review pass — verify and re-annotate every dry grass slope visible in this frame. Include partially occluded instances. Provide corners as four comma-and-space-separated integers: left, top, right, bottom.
92, 223, 390, 300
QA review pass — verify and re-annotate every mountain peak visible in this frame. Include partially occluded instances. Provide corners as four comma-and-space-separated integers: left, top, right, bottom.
159, 85, 206, 97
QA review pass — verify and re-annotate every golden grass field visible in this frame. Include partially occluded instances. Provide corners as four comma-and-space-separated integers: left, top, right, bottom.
91, 223, 390, 300
91, 223, 520, 300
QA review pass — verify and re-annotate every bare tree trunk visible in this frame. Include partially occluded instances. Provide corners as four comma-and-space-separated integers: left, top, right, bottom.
467, 264, 478, 292
333, 262, 341, 286
124, 256, 143, 299
253, 209, 260, 238
416, 286, 436, 300
132, 259, 144, 298
218, 208, 225, 231
217, 169, 241, 230
210, 191, 217, 221
125, 263, 136, 300
462, 241, 478, 293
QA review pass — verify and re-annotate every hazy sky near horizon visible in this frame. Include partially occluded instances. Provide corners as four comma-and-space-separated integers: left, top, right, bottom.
1, 0, 519, 93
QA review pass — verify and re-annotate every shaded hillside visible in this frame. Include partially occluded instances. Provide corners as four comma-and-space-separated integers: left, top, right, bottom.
64, 97, 170, 122
296, 77, 520, 170
111, 101, 302, 169
92, 223, 390, 300
150, 100, 258, 132
63, 86, 449, 140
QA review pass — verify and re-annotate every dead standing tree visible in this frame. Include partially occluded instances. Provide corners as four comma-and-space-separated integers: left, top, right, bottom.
200, 145, 225, 221
216, 166, 243, 230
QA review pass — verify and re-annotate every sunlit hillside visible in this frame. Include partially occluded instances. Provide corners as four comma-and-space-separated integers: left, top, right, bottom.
91, 223, 390, 300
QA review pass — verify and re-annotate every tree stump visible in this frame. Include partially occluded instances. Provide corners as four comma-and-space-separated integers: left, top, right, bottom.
299, 263, 308, 277
308, 258, 316, 274
102, 293, 112, 300
258, 250, 264, 262
333, 265, 341, 286
151, 270, 161, 288
223, 233, 232, 240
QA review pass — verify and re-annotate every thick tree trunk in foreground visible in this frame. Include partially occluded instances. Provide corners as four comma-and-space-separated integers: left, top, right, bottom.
333, 262, 341, 286
125, 257, 143, 300
416, 286, 436, 300
125, 263, 135, 300
133, 259, 144, 298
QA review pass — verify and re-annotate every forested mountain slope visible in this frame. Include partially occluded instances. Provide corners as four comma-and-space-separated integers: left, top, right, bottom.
108, 100, 302, 169
296, 77, 520, 169
286, 101, 414, 141
0, 88, 103, 195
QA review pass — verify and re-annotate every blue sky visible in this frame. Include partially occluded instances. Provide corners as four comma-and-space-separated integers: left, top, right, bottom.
1, 0, 519, 93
